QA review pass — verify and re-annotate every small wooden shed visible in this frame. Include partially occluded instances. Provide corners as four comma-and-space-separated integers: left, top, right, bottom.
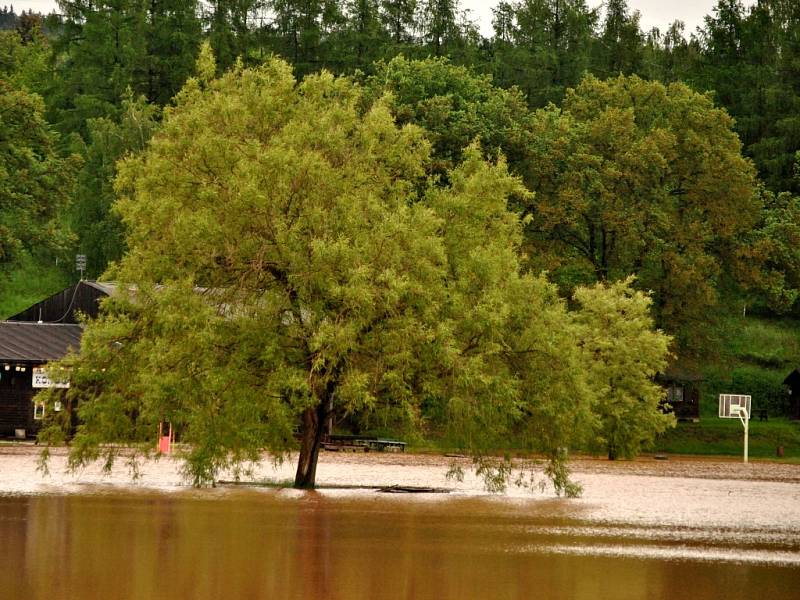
781, 369, 800, 420
657, 365, 702, 422
8, 280, 115, 324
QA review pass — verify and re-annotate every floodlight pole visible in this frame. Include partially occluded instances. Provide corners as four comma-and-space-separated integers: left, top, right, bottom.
738, 408, 749, 464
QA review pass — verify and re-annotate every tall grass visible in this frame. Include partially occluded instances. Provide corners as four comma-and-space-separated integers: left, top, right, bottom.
655, 418, 800, 458
0, 254, 72, 319
718, 315, 800, 369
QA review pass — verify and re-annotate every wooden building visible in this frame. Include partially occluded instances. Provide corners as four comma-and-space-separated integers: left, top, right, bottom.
781, 369, 800, 420
0, 281, 114, 438
0, 322, 82, 437
8, 280, 115, 324
658, 366, 702, 422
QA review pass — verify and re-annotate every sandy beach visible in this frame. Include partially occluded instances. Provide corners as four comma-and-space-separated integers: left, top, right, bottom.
3, 444, 800, 489
2, 444, 800, 530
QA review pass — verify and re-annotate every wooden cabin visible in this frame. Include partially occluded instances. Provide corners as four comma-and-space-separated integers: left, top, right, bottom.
658, 366, 702, 422
0, 281, 114, 438
781, 369, 800, 420
0, 322, 82, 437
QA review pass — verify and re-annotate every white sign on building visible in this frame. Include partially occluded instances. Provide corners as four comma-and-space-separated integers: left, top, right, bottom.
32, 367, 70, 389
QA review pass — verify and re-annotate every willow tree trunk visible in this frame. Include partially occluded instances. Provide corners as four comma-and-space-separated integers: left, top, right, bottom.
294, 400, 328, 488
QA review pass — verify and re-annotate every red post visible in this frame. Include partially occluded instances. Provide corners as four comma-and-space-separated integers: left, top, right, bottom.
158, 422, 173, 454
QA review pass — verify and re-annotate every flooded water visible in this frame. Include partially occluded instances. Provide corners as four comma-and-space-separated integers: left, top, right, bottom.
1, 486, 798, 600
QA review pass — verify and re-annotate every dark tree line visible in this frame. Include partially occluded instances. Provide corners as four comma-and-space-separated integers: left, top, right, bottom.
8, 1, 797, 193
3, 0, 800, 325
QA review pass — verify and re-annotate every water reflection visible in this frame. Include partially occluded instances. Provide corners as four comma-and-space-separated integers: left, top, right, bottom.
0, 490, 797, 600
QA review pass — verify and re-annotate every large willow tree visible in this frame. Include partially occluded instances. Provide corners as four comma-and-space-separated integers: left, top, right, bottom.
40, 49, 669, 490
39, 49, 591, 487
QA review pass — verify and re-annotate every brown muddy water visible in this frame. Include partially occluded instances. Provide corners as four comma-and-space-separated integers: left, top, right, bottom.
0, 450, 798, 599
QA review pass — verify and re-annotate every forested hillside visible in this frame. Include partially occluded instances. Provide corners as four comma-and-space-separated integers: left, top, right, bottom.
2, 0, 800, 358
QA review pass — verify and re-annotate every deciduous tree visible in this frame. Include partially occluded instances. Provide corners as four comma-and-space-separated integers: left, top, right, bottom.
521, 75, 759, 350
42, 55, 600, 491
363, 55, 531, 175
572, 278, 673, 460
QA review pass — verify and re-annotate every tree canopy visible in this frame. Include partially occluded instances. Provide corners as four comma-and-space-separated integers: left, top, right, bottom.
0, 41, 78, 273
40, 54, 671, 491
520, 74, 759, 348
573, 278, 673, 459
363, 55, 532, 173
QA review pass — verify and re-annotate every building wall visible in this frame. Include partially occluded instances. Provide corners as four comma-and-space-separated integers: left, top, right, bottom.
0, 367, 39, 437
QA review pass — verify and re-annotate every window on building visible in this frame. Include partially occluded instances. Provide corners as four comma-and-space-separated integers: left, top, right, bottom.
33, 402, 45, 420
667, 385, 684, 404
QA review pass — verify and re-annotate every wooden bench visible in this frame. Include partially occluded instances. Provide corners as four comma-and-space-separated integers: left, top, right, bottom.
366, 439, 406, 453
322, 435, 406, 453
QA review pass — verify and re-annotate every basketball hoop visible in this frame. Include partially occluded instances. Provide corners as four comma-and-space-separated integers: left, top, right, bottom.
719, 394, 751, 463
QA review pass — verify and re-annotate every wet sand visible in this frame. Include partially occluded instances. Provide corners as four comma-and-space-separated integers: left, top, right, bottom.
1, 444, 798, 488
2, 445, 799, 529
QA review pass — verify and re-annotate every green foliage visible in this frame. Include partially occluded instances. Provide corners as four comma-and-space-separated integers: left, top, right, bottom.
718, 315, 800, 369
364, 55, 531, 173
38, 56, 674, 491
488, 0, 598, 107
572, 278, 674, 459
51, 0, 200, 134
701, 364, 790, 418
37, 59, 566, 488
13, 0, 800, 480
417, 0, 475, 58
738, 190, 800, 312
0, 29, 53, 95
640, 21, 702, 85
334, 0, 388, 71
204, 0, 263, 72
0, 78, 79, 273
592, 0, 643, 77
70, 93, 161, 278
522, 74, 759, 351
380, 0, 417, 45
697, 0, 800, 195
698, 314, 800, 419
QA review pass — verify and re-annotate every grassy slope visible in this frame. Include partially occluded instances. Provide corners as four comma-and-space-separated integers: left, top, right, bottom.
654, 315, 800, 459
0, 254, 71, 319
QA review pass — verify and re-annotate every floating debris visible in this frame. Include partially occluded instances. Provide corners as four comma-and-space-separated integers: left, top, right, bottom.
378, 485, 451, 494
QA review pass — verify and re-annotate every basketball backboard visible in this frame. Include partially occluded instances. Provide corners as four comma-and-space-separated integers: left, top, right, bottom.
719, 394, 751, 419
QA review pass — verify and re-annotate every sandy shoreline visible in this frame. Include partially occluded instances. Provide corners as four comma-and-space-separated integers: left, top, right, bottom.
2, 443, 799, 490
3, 443, 800, 535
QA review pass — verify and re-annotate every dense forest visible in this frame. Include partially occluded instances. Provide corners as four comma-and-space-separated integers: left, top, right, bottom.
2, 0, 800, 362
0, 5, 800, 352
4, 0, 800, 482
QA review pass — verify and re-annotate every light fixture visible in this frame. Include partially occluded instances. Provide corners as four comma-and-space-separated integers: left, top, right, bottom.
3, 364, 8, 371
15, 366, 20, 372
20, 366, 26, 372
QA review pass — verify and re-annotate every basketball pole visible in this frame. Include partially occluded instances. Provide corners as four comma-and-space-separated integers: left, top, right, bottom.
720, 395, 751, 464
738, 408, 749, 464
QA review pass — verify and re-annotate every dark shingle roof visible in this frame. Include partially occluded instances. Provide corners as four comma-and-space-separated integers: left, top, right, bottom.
0, 322, 83, 362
